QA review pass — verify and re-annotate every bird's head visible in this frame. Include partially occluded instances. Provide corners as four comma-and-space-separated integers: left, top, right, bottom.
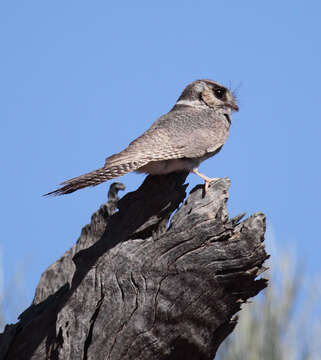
175, 79, 239, 122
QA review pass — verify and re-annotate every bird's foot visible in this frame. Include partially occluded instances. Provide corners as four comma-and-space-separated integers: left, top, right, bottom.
204, 177, 220, 193
192, 168, 219, 193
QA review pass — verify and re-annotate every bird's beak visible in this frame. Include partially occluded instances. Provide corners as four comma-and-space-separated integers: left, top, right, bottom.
229, 102, 239, 112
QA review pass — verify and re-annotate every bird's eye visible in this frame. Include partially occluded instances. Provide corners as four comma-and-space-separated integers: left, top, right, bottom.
214, 88, 225, 99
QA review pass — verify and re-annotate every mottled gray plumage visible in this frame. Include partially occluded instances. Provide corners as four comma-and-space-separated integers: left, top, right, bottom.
45, 79, 238, 196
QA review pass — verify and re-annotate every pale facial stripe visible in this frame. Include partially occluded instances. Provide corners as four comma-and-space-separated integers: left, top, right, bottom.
175, 99, 206, 108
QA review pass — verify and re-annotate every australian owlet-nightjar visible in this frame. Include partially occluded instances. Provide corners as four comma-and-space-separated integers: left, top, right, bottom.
45, 79, 238, 196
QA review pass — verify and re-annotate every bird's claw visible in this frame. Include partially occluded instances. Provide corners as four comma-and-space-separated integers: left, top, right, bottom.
204, 177, 219, 193
192, 168, 219, 194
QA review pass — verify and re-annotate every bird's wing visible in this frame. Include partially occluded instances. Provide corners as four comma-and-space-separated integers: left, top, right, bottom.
104, 127, 209, 168
45, 123, 225, 196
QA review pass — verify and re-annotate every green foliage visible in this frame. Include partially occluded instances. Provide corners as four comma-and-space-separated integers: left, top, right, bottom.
0, 256, 27, 332
216, 250, 321, 360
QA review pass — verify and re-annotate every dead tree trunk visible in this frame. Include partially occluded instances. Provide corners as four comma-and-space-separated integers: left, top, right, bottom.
0, 173, 268, 360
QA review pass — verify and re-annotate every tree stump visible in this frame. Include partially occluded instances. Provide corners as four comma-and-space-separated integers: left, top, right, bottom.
0, 173, 268, 360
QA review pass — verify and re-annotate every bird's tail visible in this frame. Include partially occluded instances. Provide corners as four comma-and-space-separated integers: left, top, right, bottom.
44, 167, 113, 196
44, 159, 146, 196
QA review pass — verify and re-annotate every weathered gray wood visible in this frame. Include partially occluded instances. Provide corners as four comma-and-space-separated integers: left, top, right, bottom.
0, 173, 268, 360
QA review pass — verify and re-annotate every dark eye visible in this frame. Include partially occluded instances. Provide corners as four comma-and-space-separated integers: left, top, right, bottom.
214, 88, 225, 99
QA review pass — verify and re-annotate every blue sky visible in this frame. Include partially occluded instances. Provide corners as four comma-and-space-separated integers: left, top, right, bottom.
1, 1, 320, 323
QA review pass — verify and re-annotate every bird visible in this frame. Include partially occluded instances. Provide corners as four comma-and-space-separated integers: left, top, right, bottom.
45, 79, 238, 196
